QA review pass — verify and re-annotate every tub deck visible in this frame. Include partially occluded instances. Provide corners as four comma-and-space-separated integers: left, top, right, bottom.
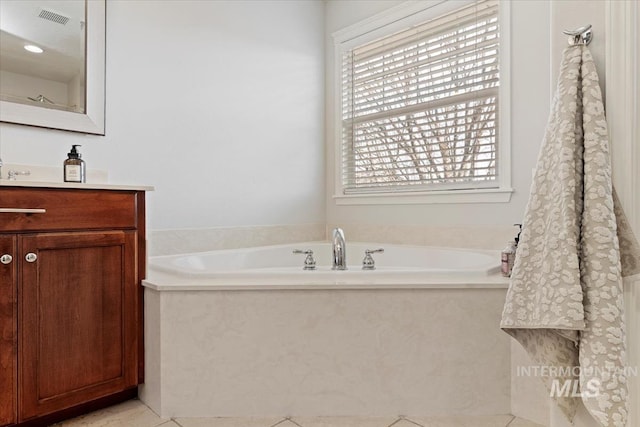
143, 242, 508, 291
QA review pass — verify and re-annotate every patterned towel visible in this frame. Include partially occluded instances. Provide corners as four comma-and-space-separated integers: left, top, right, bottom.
500, 45, 640, 427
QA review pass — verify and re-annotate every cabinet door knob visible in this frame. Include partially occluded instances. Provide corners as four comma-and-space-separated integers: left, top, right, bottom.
0, 254, 12, 265
25, 253, 37, 263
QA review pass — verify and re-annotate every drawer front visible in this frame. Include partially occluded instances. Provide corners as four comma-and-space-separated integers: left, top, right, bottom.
0, 188, 138, 232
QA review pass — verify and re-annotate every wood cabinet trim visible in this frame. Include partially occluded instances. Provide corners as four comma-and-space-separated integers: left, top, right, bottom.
0, 236, 17, 426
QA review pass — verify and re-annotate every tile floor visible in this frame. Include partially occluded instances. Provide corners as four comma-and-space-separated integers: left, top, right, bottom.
52, 399, 546, 427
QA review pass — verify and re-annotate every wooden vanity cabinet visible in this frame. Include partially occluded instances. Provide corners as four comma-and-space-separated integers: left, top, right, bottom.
0, 236, 17, 426
0, 186, 147, 426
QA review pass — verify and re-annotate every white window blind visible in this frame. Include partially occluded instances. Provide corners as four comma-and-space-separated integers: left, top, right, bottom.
341, 0, 500, 194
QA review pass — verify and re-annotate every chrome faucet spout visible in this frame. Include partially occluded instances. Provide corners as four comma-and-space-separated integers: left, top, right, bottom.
332, 227, 347, 270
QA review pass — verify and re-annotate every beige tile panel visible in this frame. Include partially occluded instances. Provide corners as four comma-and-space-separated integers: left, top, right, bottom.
54, 399, 168, 427
150, 289, 510, 417
388, 420, 421, 427
52, 401, 544, 427
149, 223, 519, 257
276, 421, 305, 427
291, 416, 399, 427
149, 223, 326, 256
174, 417, 285, 427
328, 223, 517, 251
403, 415, 514, 427
509, 340, 550, 426
509, 417, 547, 427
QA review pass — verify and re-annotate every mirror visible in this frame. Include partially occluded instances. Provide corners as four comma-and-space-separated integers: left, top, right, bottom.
0, 0, 105, 135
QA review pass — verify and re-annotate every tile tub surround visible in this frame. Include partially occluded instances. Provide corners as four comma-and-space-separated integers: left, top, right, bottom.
148, 223, 326, 256
140, 287, 510, 418
52, 399, 546, 427
148, 223, 517, 257
510, 341, 550, 426
326, 224, 519, 251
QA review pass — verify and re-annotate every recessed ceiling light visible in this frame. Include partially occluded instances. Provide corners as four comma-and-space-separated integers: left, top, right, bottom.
24, 45, 44, 53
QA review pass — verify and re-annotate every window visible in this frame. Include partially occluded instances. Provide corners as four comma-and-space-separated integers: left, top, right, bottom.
334, 0, 511, 204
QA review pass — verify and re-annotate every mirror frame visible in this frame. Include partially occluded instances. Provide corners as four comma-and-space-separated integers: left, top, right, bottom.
0, 0, 105, 135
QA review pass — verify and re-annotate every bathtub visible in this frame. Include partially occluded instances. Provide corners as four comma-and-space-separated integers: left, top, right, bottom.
141, 242, 511, 418
144, 242, 504, 290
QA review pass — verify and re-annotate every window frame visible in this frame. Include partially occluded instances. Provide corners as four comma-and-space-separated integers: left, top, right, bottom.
332, 0, 512, 205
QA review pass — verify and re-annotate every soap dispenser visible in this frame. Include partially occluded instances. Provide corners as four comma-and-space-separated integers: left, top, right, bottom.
501, 223, 522, 277
64, 145, 86, 183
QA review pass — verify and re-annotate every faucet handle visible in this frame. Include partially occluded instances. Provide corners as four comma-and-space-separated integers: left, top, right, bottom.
293, 249, 316, 270
8, 170, 31, 181
365, 248, 384, 255
362, 248, 384, 270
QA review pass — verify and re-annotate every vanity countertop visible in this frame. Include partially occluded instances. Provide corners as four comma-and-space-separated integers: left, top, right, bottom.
0, 180, 154, 192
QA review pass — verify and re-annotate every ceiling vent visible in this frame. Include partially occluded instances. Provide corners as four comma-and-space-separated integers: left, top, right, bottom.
38, 9, 70, 25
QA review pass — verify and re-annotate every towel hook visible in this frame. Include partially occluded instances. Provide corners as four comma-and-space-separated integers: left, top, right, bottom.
563, 24, 592, 46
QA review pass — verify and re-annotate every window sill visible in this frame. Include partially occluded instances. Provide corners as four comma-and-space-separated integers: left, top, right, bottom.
333, 188, 514, 205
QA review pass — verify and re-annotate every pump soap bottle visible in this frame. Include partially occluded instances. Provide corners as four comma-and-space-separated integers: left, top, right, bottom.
64, 145, 86, 183
501, 223, 522, 277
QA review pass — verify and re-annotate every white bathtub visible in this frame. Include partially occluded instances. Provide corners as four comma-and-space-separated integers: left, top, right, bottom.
140, 242, 511, 418
144, 242, 504, 290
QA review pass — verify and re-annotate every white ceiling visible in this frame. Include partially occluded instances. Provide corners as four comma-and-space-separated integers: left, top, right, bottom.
0, 0, 85, 82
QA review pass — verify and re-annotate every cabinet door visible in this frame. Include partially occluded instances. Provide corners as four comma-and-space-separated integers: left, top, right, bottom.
0, 235, 17, 426
18, 231, 137, 422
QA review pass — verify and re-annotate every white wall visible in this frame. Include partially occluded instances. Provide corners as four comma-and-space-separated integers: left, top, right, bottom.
0, 70, 69, 105
325, 0, 551, 227
0, 0, 325, 231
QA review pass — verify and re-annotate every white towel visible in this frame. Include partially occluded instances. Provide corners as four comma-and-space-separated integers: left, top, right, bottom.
501, 45, 640, 427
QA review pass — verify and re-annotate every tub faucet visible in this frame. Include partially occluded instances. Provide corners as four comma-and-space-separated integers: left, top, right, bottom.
332, 227, 347, 270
